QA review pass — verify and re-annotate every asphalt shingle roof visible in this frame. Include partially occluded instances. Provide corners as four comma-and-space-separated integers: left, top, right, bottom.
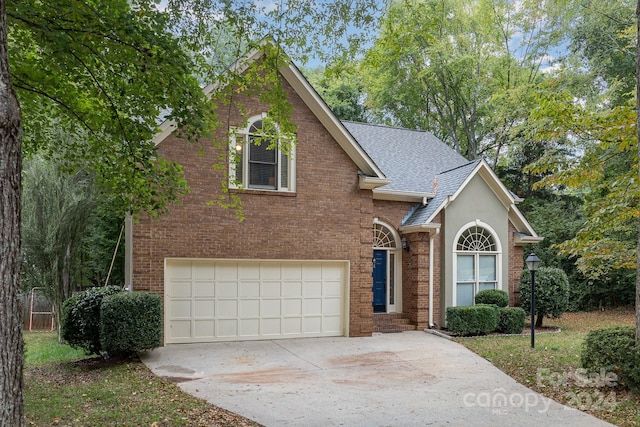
342, 121, 482, 226
402, 160, 481, 226
342, 121, 468, 194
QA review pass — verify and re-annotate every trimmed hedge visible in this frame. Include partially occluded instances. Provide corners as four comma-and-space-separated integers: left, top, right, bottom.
475, 289, 509, 307
497, 307, 526, 334
581, 326, 640, 392
61, 286, 123, 355
446, 304, 499, 336
100, 292, 162, 355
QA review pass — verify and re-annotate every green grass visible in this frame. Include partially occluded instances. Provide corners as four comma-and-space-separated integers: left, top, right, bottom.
456, 308, 639, 426
23, 332, 259, 426
24, 332, 87, 367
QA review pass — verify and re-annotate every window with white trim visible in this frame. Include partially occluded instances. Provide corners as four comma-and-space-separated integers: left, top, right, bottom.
455, 225, 499, 306
229, 115, 294, 191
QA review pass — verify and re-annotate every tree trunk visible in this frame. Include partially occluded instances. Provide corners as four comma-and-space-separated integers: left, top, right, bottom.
636, 0, 640, 344
0, 0, 25, 425
535, 313, 544, 328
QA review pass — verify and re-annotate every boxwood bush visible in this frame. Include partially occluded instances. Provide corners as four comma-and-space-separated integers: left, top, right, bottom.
446, 304, 499, 336
474, 289, 509, 307
100, 291, 162, 356
581, 326, 640, 392
497, 307, 526, 334
61, 286, 123, 355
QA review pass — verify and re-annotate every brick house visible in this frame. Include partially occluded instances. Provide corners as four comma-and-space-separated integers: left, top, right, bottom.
125, 46, 542, 344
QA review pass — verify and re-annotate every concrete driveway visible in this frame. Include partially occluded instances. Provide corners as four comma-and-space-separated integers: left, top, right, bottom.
141, 331, 612, 426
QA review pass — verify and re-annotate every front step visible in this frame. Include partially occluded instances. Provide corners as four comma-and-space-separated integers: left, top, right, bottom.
373, 313, 417, 333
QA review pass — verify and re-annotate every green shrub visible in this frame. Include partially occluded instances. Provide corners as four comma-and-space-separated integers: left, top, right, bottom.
581, 326, 640, 392
61, 286, 122, 355
497, 307, 526, 334
520, 267, 569, 327
100, 292, 162, 356
475, 289, 509, 307
446, 304, 499, 336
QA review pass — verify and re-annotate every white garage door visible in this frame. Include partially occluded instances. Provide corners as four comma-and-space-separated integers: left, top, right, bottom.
164, 259, 348, 343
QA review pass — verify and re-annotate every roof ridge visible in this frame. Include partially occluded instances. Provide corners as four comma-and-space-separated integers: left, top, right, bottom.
341, 120, 431, 134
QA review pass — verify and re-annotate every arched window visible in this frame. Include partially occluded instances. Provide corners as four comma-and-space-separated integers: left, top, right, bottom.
229, 115, 294, 191
454, 224, 500, 306
373, 223, 396, 249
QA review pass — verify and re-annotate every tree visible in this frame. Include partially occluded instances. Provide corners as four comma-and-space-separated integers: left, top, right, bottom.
635, 0, 640, 343
21, 156, 97, 337
520, 267, 570, 327
360, 0, 565, 160
0, 0, 24, 424
1, 0, 383, 424
305, 66, 370, 122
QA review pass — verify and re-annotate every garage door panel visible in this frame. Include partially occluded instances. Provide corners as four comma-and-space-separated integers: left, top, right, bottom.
304, 298, 322, 314
165, 260, 346, 343
169, 281, 192, 298
193, 300, 214, 317
262, 299, 282, 316
217, 299, 238, 317
283, 299, 301, 316
262, 282, 281, 297
283, 317, 302, 334
323, 298, 342, 315
240, 282, 260, 297
194, 320, 215, 338
260, 264, 282, 280
304, 282, 322, 297
217, 319, 238, 337
169, 320, 192, 340
303, 317, 321, 334
216, 282, 238, 297
193, 262, 215, 280
239, 299, 260, 316
262, 318, 282, 335
194, 281, 215, 297
170, 300, 191, 317
239, 319, 260, 336
283, 282, 302, 297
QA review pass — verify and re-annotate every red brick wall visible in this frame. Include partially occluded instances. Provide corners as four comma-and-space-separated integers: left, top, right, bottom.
508, 221, 525, 306
132, 70, 378, 336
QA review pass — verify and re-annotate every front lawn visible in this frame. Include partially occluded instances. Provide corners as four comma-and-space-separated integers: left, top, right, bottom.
24, 332, 259, 426
456, 308, 638, 426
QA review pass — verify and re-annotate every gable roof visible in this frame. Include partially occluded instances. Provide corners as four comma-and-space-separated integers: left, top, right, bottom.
153, 41, 387, 181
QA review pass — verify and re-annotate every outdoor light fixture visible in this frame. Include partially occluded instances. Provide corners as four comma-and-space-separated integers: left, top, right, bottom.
525, 252, 541, 349
401, 237, 410, 251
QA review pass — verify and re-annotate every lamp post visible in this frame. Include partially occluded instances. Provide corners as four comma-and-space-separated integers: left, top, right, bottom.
525, 253, 541, 349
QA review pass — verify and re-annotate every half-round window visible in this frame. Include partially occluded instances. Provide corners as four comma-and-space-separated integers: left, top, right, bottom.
373, 223, 396, 249
457, 226, 497, 252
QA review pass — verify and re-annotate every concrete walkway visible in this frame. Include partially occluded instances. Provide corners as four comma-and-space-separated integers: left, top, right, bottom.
141, 331, 613, 426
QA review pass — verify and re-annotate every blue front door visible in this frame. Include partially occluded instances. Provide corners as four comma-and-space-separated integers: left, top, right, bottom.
372, 250, 387, 313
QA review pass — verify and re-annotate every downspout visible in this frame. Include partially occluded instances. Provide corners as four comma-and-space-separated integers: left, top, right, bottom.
429, 228, 440, 328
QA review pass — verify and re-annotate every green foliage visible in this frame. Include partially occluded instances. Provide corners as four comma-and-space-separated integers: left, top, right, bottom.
581, 326, 640, 392
305, 66, 369, 122
446, 304, 499, 336
497, 307, 526, 334
474, 289, 509, 308
61, 286, 122, 355
360, 0, 564, 160
100, 292, 162, 355
520, 267, 570, 327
